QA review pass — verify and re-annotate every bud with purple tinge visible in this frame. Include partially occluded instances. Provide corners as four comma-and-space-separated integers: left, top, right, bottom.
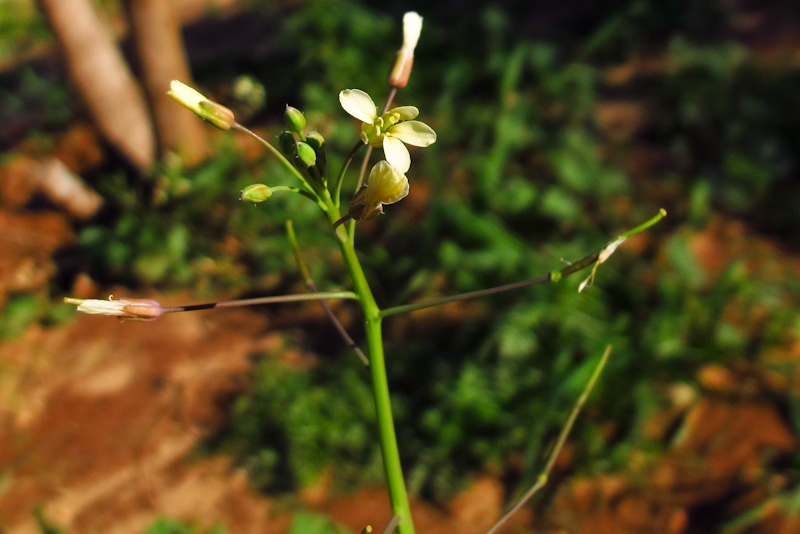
64, 296, 164, 321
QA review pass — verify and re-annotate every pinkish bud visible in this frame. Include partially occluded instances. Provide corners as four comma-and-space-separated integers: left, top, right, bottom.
387, 12, 423, 88
65, 296, 163, 321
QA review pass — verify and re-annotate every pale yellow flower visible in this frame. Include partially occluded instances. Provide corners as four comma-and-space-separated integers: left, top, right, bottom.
349, 161, 409, 220
339, 89, 436, 173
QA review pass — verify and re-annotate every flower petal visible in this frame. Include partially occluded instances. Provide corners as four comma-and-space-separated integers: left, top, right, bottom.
167, 80, 206, 114
383, 135, 411, 173
388, 106, 419, 121
366, 161, 409, 206
339, 89, 378, 124
383, 174, 409, 205
598, 236, 627, 263
388, 121, 437, 147
75, 299, 127, 315
402, 12, 423, 51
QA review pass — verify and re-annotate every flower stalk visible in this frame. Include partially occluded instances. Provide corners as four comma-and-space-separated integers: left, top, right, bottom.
381, 209, 667, 318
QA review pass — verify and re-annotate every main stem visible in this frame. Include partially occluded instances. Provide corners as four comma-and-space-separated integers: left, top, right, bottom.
323, 194, 415, 534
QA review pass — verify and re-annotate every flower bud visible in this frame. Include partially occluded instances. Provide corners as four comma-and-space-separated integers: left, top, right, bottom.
64, 296, 163, 321
198, 101, 235, 130
296, 142, 317, 167
387, 12, 423, 88
240, 184, 273, 203
168, 80, 235, 130
305, 131, 327, 177
284, 105, 306, 133
305, 131, 325, 150
279, 131, 298, 159
348, 185, 378, 221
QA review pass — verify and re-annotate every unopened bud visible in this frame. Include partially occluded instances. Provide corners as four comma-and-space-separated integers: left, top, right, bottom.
284, 105, 306, 133
296, 142, 317, 167
168, 80, 235, 130
64, 296, 163, 321
240, 184, 273, 203
305, 131, 325, 150
198, 101, 235, 130
279, 131, 298, 159
387, 12, 423, 88
306, 131, 327, 177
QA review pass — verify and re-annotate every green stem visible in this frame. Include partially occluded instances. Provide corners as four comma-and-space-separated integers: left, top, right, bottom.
160, 291, 358, 313
348, 144, 373, 242
321, 194, 415, 534
265, 185, 320, 204
332, 141, 365, 208
286, 220, 369, 366
620, 208, 667, 238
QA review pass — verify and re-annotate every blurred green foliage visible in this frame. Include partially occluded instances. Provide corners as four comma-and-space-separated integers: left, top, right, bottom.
33, 513, 230, 534
0, 1, 51, 62
146, 518, 229, 534
77, 139, 341, 291
0, 295, 74, 340
288, 510, 350, 534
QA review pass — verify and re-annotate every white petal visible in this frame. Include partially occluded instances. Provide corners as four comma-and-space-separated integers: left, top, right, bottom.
598, 236, 627, 263
388, 106, 419, 121
339, 89, 377, 124
402, 12, 423, 51
578, 275, 592, 293
76, 299, 127, 316
383, 135, 411, 173
388, 121, 437, 147
167, 80, 206, 114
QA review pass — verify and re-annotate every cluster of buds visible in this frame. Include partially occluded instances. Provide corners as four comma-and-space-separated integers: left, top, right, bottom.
168, 11, 431, 225
279, 106, 328, 185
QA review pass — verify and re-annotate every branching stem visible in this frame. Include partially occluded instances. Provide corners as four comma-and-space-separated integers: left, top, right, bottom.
380, 209, 667, 318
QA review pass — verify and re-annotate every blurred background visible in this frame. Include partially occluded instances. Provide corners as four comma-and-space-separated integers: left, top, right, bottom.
1, 0, 800, 533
